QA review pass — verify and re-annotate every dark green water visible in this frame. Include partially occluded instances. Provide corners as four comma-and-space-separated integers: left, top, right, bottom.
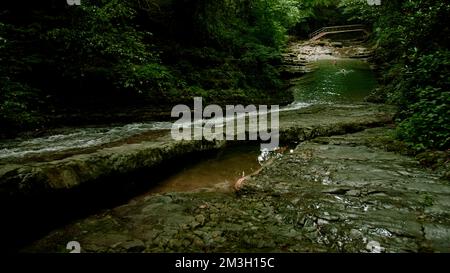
291, 59, 378, 103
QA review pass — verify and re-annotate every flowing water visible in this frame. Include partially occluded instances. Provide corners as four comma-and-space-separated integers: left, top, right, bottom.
0, 104, 309, 163
0, 122, 173, 162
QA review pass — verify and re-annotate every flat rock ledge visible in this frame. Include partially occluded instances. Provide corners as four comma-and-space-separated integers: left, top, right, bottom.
24, 123, 450, 253
0, 103, 395, 202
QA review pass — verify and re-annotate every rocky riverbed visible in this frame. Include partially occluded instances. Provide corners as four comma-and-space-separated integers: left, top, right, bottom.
3, 39, 449, 253
24, 126, 450, 253
0, 102, 395, 251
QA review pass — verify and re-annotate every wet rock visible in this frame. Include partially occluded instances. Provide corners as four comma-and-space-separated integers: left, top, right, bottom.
0, 139, 226, 200
21, 115, 450, 253
330, 42, 343, 48
321, 214, 340, 222
349, 229, 363, 239
121, 239, 146, 253
346, 190, 361, 197
322, 188, 350, 195
195, 215, 206, 225
423, 224, 450, 252
366, 240, 385, 253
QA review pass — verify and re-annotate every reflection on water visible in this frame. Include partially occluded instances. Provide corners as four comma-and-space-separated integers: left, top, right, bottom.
145, 145, 261, 194
291, 59, 377, 103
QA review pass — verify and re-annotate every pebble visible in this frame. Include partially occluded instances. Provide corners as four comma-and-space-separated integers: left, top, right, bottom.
346, 190, 361, 197
317, 219, 329, 225
366, 240, 385, 253
349, 229, 363, 239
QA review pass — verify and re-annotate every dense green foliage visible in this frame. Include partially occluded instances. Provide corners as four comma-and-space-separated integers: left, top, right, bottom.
1, 1, 165, 130
0, 0, 313, 133
291, 0, 351, 36
1, 0, 343, 134
341, 0, 450, 151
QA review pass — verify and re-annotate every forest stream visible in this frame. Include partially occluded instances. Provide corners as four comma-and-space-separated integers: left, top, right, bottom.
0, 43, 376, 194
1, 41, 449, 253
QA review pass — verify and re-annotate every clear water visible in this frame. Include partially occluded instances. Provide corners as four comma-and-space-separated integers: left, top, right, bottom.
290, 59, 377, 103
144, 145, 262, 194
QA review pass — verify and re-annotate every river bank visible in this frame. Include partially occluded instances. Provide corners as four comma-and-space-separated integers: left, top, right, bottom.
0, 102, 395, 251
24, 124, 450, 253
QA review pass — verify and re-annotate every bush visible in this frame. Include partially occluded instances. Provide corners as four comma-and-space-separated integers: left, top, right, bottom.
340, 0, 450, 151
397, 86, 450, 151
0, 80, 47, 129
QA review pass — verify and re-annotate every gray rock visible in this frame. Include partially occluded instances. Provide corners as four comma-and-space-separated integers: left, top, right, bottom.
330, 42, 343, 48
121, 240, 145, 252
349, 229, 363, 239
346, 190, 361, 197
